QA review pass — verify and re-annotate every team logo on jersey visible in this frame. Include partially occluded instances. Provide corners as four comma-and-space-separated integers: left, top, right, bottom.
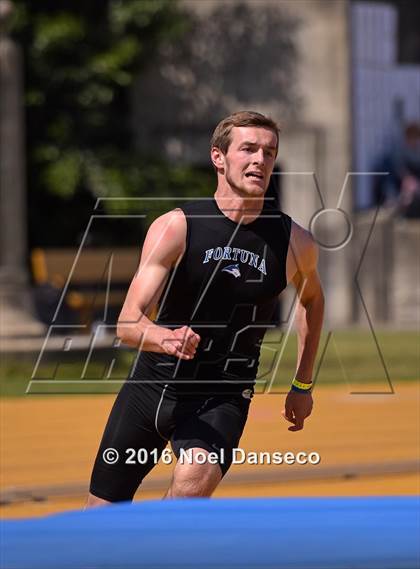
222, 264, 241, 278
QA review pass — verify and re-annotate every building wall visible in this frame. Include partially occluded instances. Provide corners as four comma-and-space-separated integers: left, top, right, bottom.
351, 2, 420, 208
271, 0, 353, 327
350, 2, 420, 328
353, 213, 420, 328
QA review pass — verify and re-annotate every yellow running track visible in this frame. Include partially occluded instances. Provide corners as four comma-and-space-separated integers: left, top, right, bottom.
1, 382, 419, 518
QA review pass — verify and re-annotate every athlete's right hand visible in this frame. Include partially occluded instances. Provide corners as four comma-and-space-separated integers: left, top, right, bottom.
161, 326, 201, 360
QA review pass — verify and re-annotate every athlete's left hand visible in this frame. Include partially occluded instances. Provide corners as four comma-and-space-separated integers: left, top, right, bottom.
282, 391, 313, 431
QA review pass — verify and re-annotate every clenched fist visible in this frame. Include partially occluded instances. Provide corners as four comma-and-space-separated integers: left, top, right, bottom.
282, 390, 313, 431
161, 325, 201, 360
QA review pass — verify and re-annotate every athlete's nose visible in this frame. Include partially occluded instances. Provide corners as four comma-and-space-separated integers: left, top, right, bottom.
252, 148, 265, 164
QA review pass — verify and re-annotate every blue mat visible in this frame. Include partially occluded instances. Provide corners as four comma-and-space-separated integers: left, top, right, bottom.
1, 497, 419, 568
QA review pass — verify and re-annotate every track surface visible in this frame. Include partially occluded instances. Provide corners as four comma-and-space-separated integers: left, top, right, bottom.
1, 382, 418, 518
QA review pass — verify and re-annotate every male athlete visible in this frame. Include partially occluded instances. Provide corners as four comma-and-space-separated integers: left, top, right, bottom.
86, 111, 324, 506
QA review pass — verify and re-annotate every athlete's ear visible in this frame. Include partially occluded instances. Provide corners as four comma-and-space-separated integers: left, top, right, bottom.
211, 146, 225, 172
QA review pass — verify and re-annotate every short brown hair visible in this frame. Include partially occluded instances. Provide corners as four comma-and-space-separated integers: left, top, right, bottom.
210, 111, 280, 154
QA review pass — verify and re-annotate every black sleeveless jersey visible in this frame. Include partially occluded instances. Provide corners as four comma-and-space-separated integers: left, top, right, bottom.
132, 197, 292, 393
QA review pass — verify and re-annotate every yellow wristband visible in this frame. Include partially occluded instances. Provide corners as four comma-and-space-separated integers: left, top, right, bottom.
292, 378, 313, 391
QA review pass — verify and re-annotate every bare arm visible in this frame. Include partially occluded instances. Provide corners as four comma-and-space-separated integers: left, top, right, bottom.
283, 221, 325, 430
116, 209, 200, 360
288, 222, 324, 382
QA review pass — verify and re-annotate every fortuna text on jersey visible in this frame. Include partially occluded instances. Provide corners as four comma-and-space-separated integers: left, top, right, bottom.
203, 246, 267, 275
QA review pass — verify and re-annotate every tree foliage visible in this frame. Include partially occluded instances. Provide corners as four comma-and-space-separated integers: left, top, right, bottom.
10, 1, 300, 245
12, 1, 211, 209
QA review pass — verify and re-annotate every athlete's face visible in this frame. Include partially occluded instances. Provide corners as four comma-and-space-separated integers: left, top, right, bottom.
212, 126, 278, 197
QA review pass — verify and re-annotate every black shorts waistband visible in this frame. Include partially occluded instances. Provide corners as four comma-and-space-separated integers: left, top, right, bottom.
126, 378, 255, 398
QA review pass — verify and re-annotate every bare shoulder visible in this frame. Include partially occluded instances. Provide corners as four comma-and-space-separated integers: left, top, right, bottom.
141, 208, 187, 265
287, 221, 319, 279
148, 208, 186, 237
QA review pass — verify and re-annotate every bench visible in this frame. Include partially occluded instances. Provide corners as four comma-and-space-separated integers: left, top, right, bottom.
31, 247, 141, 329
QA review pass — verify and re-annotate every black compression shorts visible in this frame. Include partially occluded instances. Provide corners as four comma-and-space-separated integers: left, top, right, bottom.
89, 381, 252, 502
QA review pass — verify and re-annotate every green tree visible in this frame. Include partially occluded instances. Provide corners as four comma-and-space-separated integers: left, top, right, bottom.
12, 1, 213, 245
